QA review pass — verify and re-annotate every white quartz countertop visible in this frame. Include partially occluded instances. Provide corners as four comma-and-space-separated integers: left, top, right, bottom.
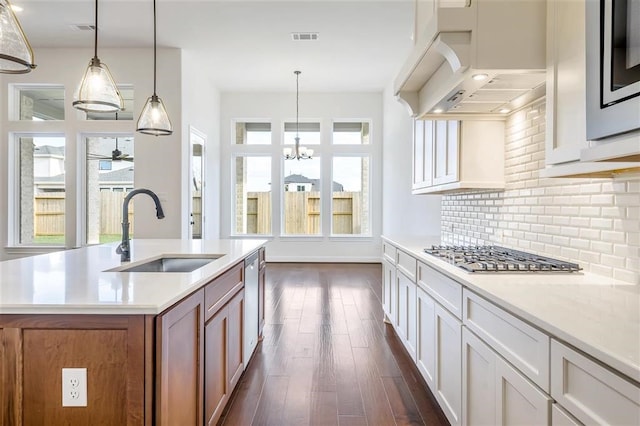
0, 239, 266, 315
383, 235, 640, 384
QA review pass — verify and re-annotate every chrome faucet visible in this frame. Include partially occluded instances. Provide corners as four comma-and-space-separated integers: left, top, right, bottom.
116, 188, 165, 262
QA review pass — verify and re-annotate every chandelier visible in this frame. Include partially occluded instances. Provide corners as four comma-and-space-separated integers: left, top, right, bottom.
284, 70, 313, 160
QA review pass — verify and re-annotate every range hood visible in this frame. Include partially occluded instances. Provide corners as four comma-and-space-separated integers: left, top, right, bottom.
395, 0, 546, 119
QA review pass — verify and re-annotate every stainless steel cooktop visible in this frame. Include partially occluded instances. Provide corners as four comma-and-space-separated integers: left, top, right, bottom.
423, 245, 582, 273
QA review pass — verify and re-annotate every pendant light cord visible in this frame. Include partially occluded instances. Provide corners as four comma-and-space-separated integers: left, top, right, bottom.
153, 0, 157, 96
295, 70, 300, 140
93, 0, 98, 58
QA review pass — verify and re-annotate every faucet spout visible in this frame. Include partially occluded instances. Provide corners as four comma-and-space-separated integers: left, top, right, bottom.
116, 188, 165, 262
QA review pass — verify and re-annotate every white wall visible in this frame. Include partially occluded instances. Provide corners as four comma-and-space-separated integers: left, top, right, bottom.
220, 92, 383, 262
381, 84, 442, 237
181, 50, 221, 239
0, 47, 185, 260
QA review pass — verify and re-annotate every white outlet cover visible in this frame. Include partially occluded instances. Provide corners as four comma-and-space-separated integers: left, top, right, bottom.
62, 368, 87, 407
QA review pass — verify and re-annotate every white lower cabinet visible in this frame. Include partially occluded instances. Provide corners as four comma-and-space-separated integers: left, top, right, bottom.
550, 339, 640, 425
417, 286, 462, 426
397, 270, 417, 361
382, 258, 396, 324
462, 327, 552, 426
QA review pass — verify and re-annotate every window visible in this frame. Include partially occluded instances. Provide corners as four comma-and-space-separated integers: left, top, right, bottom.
86, 136, 135, 245
234, 156, 272, 235
17, 135, 66, 245
229, 117, 373, 239
283, 157, 321, 235
333, 122, 370, 144
235, 122, 271, 144
14, 86, 65, 121
332, 156, 370, 235
284, 122, 321, 145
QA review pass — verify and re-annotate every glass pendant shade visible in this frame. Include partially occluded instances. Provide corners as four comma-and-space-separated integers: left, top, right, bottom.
73, 57, 123, 112
137, 94, 172, 136
0, 0, 36, 73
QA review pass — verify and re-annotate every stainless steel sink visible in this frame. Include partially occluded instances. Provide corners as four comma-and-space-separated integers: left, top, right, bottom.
108, 254, 223, 273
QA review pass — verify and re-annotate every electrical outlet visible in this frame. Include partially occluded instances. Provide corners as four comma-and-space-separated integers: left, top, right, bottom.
62, 368, 87, 407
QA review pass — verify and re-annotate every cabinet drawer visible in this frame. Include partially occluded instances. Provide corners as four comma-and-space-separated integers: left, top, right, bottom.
463, 289, 550, 392
551, 339, 640, 425
382, 241, 397, 264
204, 262, 243, 321
397, 250, 417, 282
417, 261, 462, 320
552, 404, 583, 426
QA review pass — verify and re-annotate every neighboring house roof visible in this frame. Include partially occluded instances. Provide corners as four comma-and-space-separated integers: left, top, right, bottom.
35, 167, 134, 184
34, 145, 64, 156
284, 174, 344, 191
100, 166, 134, 182
284, 174, 314, 184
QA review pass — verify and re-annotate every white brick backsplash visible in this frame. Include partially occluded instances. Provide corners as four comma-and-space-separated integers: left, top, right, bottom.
441, 99, 640, 284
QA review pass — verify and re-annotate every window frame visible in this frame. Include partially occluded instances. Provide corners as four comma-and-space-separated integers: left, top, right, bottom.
229, 117, 374, 240
9, 132, 68, 248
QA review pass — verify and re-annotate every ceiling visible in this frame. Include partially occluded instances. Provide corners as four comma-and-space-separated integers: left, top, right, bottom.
14, 0, 414, 91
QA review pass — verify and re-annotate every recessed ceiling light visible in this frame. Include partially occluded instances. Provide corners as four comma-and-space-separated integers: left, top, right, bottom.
433, 108, 444, 113
472, 73, 489, 81
11, 4, 23, 12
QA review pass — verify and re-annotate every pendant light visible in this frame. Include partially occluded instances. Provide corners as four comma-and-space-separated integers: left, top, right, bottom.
136, 0, 172, 136
73, 0, 123, 112
0, 0, 36, 73
284, 70, 312, 160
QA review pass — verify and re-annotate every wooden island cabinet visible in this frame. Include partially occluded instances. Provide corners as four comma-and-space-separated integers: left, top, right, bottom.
0, 257, 259, 425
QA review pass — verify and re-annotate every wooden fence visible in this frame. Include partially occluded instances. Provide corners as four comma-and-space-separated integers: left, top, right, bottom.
36, 191, 359, 237
34, 194, 65, 236
244, 191, 364, 234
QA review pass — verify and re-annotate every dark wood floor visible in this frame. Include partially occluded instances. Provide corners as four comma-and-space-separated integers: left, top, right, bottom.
220, 263, 449, 426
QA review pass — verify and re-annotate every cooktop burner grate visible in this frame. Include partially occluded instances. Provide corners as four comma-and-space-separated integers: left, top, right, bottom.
423, 245, 582, 273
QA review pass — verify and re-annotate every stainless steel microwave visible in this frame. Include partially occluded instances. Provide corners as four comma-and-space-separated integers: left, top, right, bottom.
586, 0, 640, 140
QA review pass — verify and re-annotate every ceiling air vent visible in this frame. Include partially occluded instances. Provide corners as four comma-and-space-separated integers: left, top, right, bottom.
70, 24, 96, 31
291, 32, 319, 41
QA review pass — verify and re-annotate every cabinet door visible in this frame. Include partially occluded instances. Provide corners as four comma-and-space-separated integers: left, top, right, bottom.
416, 287, 436, 390
462, 327, 497, 426
396, 271, 416, 360
406, 275, 418, 361
433, 120, 459, 186
496, 355, 551, 426
382, 258, 396, 323
435, 304, 462, 426
545, 0, 586, 165
157, 289, 204, 426
227, 290, 244, 391
413, 120, 434, 190
205, 305, 228, 426
396, 272, 408, 342
258, 265, 266, 338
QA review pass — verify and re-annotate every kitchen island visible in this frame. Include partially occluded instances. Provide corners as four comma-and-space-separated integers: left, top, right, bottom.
0, 239, 267, 425
382, 235, 640, 425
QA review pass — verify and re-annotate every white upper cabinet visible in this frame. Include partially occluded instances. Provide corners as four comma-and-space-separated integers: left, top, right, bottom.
542, 0, 640, 177
412, 119, 504, 194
